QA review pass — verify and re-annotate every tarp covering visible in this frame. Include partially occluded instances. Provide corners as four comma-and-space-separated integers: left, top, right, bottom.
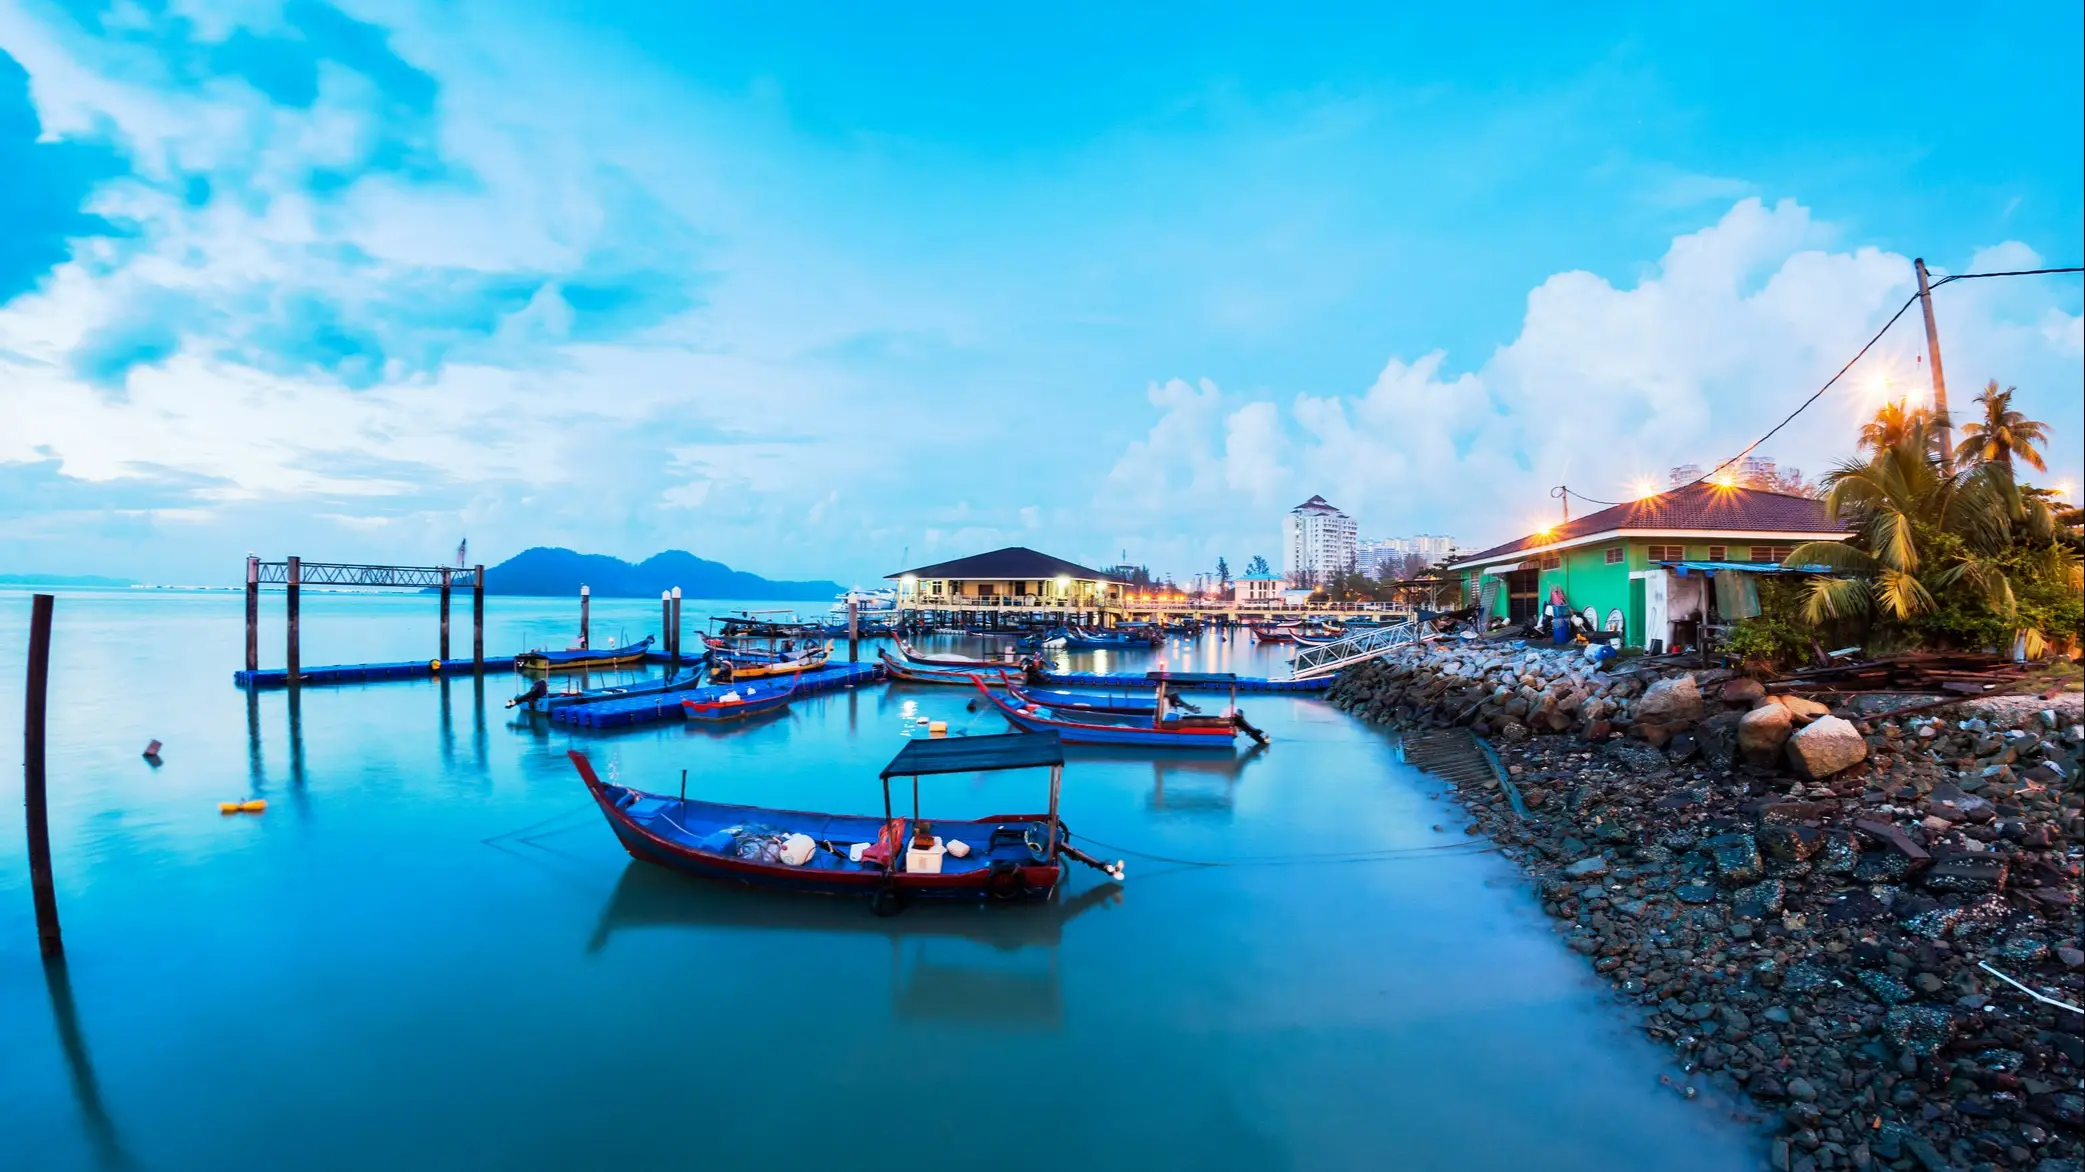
881, 731, 1064, 778
1714, 569, 1762, 620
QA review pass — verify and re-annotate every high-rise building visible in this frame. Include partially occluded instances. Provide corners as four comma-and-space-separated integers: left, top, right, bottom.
1355, 538, 1403, 578
1283, 496, 1357, 585
1668, 463, 1703, 488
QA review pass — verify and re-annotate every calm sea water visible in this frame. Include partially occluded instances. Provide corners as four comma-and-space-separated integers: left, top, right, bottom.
1, 588, 1757, 1171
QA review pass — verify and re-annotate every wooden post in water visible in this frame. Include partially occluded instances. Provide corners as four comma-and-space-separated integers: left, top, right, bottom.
471, 564, 485, 671
24, 593, 62, 956
660, 591, 671, 661
439, 568, 452, 663
848, 598, 859, 663
671, 587, 682, 661
579, 585, 590, 650
285, 556, 301, 685
244, 555, 259, 673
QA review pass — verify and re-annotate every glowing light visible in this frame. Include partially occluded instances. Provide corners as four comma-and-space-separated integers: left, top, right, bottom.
1630, 477, 1661, 500
1711, 471, 1739, 489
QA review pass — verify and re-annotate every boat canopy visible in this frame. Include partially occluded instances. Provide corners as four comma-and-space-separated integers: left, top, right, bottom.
880, 731, 1065, 778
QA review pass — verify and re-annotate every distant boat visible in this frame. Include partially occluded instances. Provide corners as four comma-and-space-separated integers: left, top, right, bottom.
711, 641, 831, 682
516, 635, 655, 673
879, 649, 1024, 687
1248, 623, 1299, 644
1045, 625, 1155, 650
566, 731, 1121, 909
893, 637, 1025, 669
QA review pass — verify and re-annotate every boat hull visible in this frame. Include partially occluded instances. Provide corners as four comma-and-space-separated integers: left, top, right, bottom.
517, 635, 657, 673
975, 681, 1239, 748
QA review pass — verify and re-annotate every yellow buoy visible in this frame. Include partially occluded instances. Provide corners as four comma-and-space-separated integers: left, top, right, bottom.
218, 801, 241, 814
430, 659, 443, 673
240, 799, 268, 813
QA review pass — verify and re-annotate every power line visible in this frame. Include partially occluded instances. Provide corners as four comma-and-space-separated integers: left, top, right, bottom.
1690, 265, 2083, 490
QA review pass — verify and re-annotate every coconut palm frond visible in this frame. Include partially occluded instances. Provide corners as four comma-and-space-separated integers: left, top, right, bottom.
1873, 568, 1935, 620
1782, 541, 1874, 572
1802, 576, 1871, 624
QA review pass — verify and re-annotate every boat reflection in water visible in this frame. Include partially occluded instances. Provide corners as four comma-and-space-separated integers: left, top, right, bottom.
1058, 743, 1270, 819
586, 863, 1123, 1029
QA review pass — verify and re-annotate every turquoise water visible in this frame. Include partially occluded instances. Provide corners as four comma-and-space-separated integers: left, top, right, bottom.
2, 589, 1758, 1171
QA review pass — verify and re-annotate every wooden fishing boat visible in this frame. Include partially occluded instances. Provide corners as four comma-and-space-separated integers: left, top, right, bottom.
1003, 684, 1166, 716
681, 676, 798, 723
1046, 625, 1153, 650
567, 732, 1122, 911
893, 636, 1025, 669
879, 649, 1022, 686
711, 641, 831, 682
516, 635, 656, 673
508, 657, 709, 714
1248, 623, 1299, 644
971, 675, 1267, 748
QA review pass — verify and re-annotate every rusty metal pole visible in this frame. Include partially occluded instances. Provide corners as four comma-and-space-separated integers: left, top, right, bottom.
660, 591, 671, 661
285, 556, 301, 685
244, 555, 259, 673
24, 593, 62, 956
1914, 258, 1953, 468
471, 565, 485, 671
580, 585, 590, 650
439, 568, 452, 663
848, 598, 859, 663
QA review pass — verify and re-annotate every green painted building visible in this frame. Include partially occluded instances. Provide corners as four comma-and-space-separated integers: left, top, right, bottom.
1448, 482, 1845, 650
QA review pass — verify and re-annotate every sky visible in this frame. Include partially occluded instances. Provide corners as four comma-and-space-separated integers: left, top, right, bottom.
2, 1, 2080, 587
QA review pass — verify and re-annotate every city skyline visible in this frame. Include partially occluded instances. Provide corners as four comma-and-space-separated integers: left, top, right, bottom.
2, 3, 2080, 586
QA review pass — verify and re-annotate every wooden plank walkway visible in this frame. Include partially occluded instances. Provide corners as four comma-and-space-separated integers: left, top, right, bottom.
552, 662, 883, 729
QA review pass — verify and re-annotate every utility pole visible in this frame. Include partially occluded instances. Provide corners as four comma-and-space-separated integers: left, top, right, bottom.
1913, 258, 1952, 467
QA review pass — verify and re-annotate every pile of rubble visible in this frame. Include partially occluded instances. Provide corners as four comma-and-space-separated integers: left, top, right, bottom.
1329, 644, 2083, 1172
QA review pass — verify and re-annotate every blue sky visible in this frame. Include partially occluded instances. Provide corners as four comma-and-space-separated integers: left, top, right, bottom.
2, 1, 2080, 586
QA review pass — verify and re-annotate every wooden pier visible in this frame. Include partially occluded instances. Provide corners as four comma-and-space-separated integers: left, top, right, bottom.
245, 556, 485, 682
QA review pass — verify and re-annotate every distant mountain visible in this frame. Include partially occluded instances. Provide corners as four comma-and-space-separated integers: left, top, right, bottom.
0, 573, 135, 587
483, 548, 844, 601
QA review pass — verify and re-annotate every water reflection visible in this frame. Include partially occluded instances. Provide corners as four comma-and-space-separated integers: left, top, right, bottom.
245, 685, 264, 797
41, 956, 134, 1170
586, 864, 1124, 1029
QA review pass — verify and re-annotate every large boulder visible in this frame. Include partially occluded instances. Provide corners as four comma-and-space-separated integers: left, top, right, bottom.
1636, 675, 1705, 725
1738, 703, 1795, 765
1773, 694, 1831, 724
1721, 677, 1767, 705
1785, 715, 1869, 779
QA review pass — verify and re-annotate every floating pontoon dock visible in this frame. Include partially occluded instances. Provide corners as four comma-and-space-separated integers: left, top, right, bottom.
552, 662, 883, 729
1038, 669, 1332, 694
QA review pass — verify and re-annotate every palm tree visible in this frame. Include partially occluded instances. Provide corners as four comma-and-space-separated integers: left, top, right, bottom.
1858, 398, 1935, 453
1954, 380, 2049, 473
1784, 419, 2074, 655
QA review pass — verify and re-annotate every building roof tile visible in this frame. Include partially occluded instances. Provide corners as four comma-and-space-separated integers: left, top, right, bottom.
887, 546, 1126, 583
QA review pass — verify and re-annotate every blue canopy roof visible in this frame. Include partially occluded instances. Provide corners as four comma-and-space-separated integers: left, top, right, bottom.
880, 731, 1064, 777
1659, 561, 1831, 576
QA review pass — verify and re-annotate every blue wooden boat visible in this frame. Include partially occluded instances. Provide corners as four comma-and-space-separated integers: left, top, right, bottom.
971, 676, 1267, 748
516, 635, 656, 673
1004, 684, 1165, 716
1044, 625, 1154, 650
680, 676, 799, 723
508, 657, 709, 714
568, 732, 1122, 910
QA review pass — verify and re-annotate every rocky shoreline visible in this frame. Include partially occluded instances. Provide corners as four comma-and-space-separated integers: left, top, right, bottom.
1329, 644, 2083, 1172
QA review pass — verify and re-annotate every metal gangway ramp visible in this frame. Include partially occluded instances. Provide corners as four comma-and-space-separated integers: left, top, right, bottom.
1290, 617, 1435, 680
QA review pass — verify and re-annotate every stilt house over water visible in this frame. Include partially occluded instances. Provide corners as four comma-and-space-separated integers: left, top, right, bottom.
889, 547, 1131, 615
1446, 483, 1847, 651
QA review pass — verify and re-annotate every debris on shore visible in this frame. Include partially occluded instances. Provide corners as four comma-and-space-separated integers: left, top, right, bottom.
1331, 645, 2083, 1172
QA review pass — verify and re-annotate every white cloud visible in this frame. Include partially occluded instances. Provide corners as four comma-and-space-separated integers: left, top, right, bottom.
1098, 198, 2085, 566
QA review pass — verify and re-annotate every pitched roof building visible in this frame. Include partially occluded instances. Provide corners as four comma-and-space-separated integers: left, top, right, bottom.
887, 546, 1128, 607
1448, 483, 1846, 651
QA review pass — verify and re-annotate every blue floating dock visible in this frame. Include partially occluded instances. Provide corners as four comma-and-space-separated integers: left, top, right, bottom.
234, 657, 519, 688
1040, 670, 1332, 693
553, 662, 884, 729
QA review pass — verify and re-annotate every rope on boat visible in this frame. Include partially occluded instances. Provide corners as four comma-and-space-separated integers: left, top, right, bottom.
480, 800, 595, 845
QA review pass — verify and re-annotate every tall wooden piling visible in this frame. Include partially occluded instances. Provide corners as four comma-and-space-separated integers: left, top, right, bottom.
660, 591, 672, 660
848, 599, 859, 663
439, 568, 452, 662
285, 556, 301, 685
671, 587, 682, 660
244, 555, 259, 673
580, 585, 590, 650
471, 564, 485, 670
24, 593, 62, 956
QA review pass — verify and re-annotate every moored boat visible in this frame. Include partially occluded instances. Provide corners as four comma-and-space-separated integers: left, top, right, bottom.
709, 639, 832, 681
566, 731, 1121, 910
971, 675, 1267, 748
516, 635, 656, 673
508, 657, 709, 713
681, 676, 799, 723
879, 648, 1024, 686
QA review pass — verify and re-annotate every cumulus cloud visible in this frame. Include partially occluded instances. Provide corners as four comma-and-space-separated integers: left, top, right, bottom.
1102, 198, 2083, 566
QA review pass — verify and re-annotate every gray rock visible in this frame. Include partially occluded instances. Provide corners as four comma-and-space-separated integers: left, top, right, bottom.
1922, 854, 2007, 894
1757, 823, 1821, 863
1563, 855, 1609, 877
1674, 882, 1716, 904
1815, 833, 1860, 875
1781, 962, 1834, 994
1881, 1005, 1957, 1057
1739, 702, 1795, 762
1785, 714, 1869, 779
1703, 832, 1764, 886
1636, 675, 1705, 725
1732, 878, 1786, 919
1995, 934, 2049, 964
1854, 968, 1914, 1005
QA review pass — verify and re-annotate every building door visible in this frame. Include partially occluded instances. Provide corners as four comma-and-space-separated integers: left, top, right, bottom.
1642, 572, 1668, 650
1505, 569, 1539, 624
